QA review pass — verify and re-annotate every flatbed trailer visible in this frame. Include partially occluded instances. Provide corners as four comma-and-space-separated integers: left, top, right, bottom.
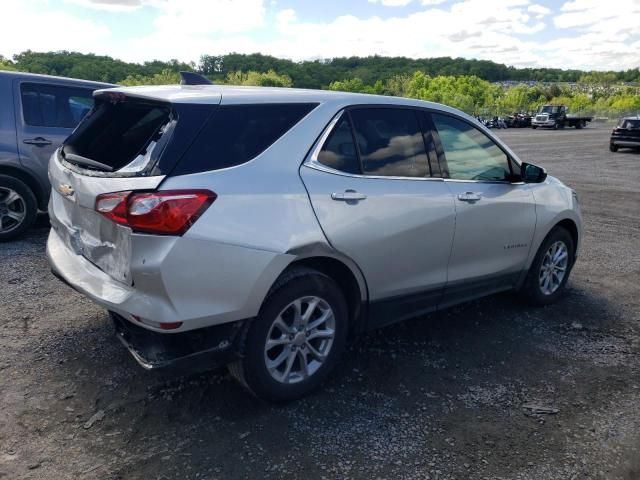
531, 104, 592, 129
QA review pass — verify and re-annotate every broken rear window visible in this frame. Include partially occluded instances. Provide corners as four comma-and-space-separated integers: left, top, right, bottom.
62, 97, 172, 173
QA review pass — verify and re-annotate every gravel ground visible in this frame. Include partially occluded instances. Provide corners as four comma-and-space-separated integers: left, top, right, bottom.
1, 124, 639, 480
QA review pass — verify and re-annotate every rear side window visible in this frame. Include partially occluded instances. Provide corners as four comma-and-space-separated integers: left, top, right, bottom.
63, 98, 171, 172
20, 83, 94, 128
349, 108, 429, 177
317, 116, 360, 174
174, 103, 318, 175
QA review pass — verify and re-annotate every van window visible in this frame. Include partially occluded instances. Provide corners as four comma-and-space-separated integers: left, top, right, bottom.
20, 83, 94, 128
173, 103, 318, 175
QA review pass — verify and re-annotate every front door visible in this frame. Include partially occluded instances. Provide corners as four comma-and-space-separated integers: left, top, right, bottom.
429, 112, 536, 307
300, 107, 456, 327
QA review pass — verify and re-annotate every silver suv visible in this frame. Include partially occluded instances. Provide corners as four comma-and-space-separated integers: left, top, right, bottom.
47, 84, 582, 401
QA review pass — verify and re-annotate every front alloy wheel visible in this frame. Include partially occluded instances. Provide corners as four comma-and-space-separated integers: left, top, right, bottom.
538, 241, 569, 295
520, 226, 575, 306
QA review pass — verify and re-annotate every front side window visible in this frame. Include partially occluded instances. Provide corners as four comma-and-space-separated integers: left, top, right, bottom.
349, 108, 429, 177
20, 83, 94, 128
432, 113, 511, 181
316, 116, 360, 174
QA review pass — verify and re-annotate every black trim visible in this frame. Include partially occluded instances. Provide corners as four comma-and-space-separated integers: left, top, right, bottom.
366, 272, 520, 330
368, 287, 443, 330
110, 312, 244, 372
439, 272, 520, 310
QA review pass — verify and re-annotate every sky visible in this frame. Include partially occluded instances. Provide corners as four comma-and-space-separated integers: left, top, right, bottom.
1, 0, 639, 71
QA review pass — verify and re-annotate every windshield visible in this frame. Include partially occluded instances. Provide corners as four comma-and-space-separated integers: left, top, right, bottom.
540, 105, 561, 114
620, 119, 640, 129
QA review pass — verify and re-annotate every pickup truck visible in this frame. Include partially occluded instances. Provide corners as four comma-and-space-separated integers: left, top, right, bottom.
0, 71, 112, 240
531, 105, 592, 130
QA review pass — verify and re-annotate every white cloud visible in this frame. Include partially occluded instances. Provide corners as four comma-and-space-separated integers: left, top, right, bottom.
527, 4, 551, 17
3, 0, 639, 72
0, 1, 111, 59
368, 0, 414, 6
63, 0, 144, 12
367, 0, 447, 5
151, 0, 266, 35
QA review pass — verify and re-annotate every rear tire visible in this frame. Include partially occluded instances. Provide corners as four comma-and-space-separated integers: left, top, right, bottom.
520, 227, 575, 306
229, 267, 349, 402
0, 175, 37, 242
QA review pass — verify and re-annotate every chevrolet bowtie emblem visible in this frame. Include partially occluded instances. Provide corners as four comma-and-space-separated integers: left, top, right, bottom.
57, 184, 75, 197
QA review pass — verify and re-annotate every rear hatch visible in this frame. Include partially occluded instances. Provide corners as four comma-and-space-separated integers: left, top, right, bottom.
49, 90, 218, 284
612, 118, 640, 141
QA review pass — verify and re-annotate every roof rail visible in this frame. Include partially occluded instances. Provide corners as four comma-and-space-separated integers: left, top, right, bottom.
179, 71, 213, 86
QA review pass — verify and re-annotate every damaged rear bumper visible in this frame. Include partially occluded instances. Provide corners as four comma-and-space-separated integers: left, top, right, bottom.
110, 312, 245, 371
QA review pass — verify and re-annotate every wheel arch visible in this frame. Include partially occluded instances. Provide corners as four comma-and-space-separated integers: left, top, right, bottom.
555, 218, 579, 257
0, 165, 48, 210
274, 251, 369, 335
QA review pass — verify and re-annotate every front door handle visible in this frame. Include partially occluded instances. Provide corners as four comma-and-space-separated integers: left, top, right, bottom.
331, 190, 367, 201
457, 192, 482, 202
23, 137, 52, 146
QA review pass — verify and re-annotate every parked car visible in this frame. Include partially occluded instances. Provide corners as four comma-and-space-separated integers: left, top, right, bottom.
610, 116, 640, 152
47, 84, 582, 401
505, 113, 532, 128
0, 71, 112, 240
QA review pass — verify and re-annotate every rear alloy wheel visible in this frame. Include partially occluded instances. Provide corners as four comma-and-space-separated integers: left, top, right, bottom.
520, 227, 574, 306
229, 268, 348, 402
0, 175, 37, 241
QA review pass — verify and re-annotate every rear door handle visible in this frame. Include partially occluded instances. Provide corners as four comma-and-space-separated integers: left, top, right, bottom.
23, 137, 52, 146
331, 190, 367, 201
457, 192, 482, 202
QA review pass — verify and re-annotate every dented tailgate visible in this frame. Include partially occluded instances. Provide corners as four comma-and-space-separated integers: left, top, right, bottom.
48, 151, 164, 284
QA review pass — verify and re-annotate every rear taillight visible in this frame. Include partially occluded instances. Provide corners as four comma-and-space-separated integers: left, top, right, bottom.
96, 189, 216, 235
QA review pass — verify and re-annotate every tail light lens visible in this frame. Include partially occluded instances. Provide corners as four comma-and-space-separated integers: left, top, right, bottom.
96, 189, 216, 235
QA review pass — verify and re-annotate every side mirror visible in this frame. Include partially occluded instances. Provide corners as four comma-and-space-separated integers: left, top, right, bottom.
521, 162, 547, 183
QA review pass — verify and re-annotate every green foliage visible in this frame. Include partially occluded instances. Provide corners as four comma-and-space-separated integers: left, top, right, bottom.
223, 70, 292, 87
119, 69, 181, 86
10, 50, 194, 84
4, 50, 638, 118
0, 55, 17, 71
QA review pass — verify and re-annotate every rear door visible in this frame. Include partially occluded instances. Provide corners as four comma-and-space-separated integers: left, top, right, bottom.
429, 112, 536, 306
14, 80, 96, 182
300, 107, 456, 327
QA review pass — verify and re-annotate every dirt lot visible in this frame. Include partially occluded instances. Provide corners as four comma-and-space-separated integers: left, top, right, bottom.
1, 124, 639, 480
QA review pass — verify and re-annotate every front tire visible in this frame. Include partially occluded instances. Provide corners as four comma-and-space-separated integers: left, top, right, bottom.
229, 267, 348, 402
610, 144, 619, 152
520, 227, 575, 306
0, 175, 37, 242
